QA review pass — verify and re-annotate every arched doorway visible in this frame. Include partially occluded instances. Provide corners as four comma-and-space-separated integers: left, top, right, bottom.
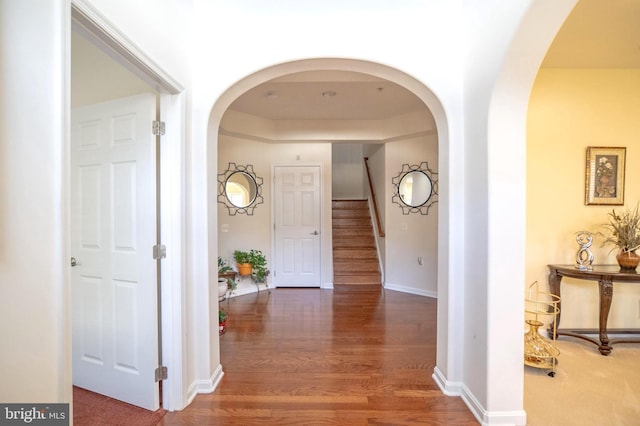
206, 56, 452, 389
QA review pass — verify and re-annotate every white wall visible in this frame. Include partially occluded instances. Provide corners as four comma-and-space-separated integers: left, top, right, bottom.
460, 1, 578, 421
0, 0, 69, 404
384, 136, 439, 297
332, 143, 365, 200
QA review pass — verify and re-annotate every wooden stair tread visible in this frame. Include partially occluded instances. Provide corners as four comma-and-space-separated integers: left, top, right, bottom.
333, 241, 375, 248
332, 200, 369, 208
333, 252, 378, 260
333, 222, 372, 227
332, 228, 373, 236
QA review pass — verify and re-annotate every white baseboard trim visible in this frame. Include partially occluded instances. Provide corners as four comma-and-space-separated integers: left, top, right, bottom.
433, 367, 526, 425
480, 409, 527, 426
432, 366, 463, 396
322, 282, 334, 289
459, 384, 485, 425
186, 365, 224, 406
384, 282, 437, 298
460, 384, 526, 425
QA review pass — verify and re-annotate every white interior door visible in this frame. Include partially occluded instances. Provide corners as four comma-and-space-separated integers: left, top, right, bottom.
274, 166, 321, 287
71, 93, 159, 410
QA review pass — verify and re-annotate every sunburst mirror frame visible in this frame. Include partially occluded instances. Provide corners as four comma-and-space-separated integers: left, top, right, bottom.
391, 161, 439, 215
217, 162, 264, 216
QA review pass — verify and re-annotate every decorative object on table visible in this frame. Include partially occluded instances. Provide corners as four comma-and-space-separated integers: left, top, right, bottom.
219, 309, 228, 335
598, 203, 640, 271
585, 146, 626, 206
391, 161, 438, 215
217, 162, 264, 215
524, 281, 560, 377
574, 231, 594, 270
233, 250, 253, 276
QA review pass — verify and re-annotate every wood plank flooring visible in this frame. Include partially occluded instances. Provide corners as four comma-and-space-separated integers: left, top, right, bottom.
161, 287, 478, 425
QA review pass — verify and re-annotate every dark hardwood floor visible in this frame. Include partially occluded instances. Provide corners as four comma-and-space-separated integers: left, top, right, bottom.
161, 287, 478, 425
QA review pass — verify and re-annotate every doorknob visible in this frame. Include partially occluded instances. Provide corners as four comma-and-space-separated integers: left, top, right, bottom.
310, 231, 319, 235
70, 257, 79, 267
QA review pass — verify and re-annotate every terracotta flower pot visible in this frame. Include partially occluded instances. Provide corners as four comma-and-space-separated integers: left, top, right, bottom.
237, 263, 252, 276
616, 250, 640, 271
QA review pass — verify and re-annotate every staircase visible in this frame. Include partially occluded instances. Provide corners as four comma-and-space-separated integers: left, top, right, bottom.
332, 200, 381, 286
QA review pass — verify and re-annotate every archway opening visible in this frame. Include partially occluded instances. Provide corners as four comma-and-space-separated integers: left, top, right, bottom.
206, 57, 452, 387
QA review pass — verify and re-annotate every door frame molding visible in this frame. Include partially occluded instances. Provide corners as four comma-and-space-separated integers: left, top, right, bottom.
271, 163, 324, 288
69, 0, 186, 411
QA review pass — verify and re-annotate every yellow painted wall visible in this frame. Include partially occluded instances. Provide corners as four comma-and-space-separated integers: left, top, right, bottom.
527, 69, 640, 328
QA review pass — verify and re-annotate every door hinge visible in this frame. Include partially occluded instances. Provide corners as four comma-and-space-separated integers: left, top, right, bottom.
152, 120, 165, 136
155, 366, 168, 382
153, 244, 167, 260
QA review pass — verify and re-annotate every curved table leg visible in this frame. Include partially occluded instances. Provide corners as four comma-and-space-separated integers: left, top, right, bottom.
547, 269, 563, 339
598, 278, 613, 355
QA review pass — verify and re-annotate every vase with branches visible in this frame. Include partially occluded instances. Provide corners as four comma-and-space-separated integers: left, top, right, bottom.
599, 204, 640, 270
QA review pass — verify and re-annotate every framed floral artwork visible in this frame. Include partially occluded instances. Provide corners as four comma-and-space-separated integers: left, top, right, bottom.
585, 146, 626, 205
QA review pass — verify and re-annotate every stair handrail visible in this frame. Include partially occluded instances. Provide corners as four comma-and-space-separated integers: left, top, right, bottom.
364, 157, 385, 238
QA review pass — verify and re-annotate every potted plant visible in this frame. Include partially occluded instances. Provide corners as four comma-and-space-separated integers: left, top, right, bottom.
218, 256, 237, 293
219, 309, 228, 335
248, 249, 269, 284
233, 250, 253, 275
217, 277, 228, 301
599, 204, 640, 270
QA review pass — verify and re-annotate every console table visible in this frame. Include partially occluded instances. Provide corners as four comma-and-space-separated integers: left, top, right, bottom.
547, 264, 640, 355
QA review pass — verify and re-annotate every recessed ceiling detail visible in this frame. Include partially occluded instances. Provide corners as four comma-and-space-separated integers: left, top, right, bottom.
227, 71, 427, 121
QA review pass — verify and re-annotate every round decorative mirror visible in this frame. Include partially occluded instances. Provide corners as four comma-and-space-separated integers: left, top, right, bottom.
398, 170, 432, 207
217, 163, 264, 215
391, 161, 438, 215
225, 171, 258, 208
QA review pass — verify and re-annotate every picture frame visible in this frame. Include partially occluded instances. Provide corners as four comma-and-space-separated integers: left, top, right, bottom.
585, 146, 626, 206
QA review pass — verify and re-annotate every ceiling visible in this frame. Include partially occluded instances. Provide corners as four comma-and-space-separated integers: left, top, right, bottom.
227, 72, 427, 121
73, 1, 640, 120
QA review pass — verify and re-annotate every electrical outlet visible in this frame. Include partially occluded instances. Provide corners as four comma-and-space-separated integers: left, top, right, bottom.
221, 224, 229, 233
